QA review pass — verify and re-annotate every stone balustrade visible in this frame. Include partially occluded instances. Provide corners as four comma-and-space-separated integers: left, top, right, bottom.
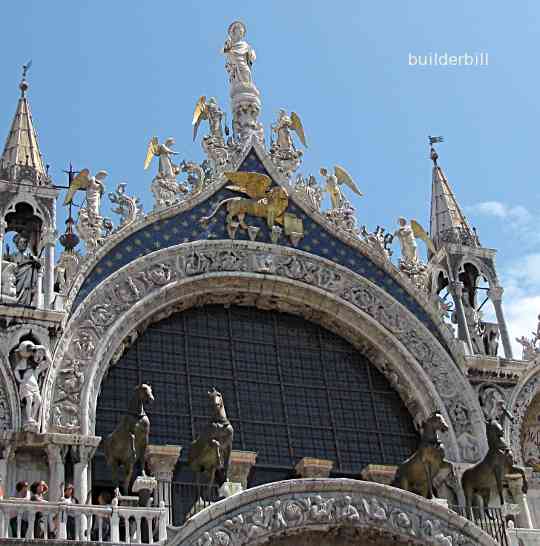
0, 498, 167, 543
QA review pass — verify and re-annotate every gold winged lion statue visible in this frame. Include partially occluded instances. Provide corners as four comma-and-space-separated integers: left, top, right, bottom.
200, 171, 289, 229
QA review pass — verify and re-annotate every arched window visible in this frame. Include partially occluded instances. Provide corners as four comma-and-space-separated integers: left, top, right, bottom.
94, 305, 418, 523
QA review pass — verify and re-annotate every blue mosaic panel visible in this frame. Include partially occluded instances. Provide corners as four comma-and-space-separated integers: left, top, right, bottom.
73, 150, 449, 354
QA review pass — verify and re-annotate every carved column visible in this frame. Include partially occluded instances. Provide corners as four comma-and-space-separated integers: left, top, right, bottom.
0, 444, 14, 496
35, 265, 44, 309
47, 444, 68, 501
42, 228, 56, 310
146, 444, 182, 525
488, 286, 513, 359
0, 219, 7, 299
295, 457, 333, 478
507, 475, 534, 529
72, 439, 100, 503
449, 280, 473, 354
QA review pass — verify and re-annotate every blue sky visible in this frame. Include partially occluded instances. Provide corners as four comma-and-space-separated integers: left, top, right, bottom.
1, 1, 540, 354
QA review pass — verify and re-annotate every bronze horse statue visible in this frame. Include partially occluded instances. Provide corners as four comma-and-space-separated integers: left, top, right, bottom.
103, 383, 154, 495
188, 388, 234, 496
462, 416, 528, 514
392, 412, 455, 499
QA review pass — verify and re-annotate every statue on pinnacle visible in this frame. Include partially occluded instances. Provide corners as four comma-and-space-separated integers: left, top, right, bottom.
222, 21, 264, 145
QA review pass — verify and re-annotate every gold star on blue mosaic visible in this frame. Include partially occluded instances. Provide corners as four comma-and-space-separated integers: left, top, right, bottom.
135, 239, 142, 245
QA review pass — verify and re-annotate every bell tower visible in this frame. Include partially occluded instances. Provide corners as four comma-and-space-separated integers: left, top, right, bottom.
427, 139, 513, 359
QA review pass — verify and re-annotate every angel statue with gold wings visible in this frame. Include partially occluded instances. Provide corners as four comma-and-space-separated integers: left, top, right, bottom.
320, 166, 362, 211
144, 137, 181, 179
271, 110, 307, 153
64, 169, 109, 251
63, 169, 108, 219
393, 218, 435, 263
192, 96, 227, 144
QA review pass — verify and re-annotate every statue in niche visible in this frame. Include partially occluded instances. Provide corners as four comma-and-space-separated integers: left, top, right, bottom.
4, 233, 41, 306
12, 340, 51, 430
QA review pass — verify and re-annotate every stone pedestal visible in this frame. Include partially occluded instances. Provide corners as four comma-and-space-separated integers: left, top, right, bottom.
508, 474, 534, 529
218, 451, 257, 498
360, 464, 398, 485
133, 475, 157, 507
146, 444, 182, 524
228, 451, 257, 488
295, 457, 334, 478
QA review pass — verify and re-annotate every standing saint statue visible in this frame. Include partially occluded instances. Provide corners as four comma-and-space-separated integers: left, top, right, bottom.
13, 340, 51, 429
222, 21, 256, 86
394, 218, 419, 263
5, 234, 41, 306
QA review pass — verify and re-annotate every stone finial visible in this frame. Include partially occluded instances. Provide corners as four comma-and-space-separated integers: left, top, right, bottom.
295, 457, 334, 478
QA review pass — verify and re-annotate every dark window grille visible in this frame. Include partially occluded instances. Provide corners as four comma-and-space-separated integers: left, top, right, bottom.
94, 305, 419, 524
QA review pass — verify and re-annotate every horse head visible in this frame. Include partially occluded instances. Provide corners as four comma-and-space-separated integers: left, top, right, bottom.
424, 412, 449, 438
208, 387, 223, 407
136, 383, 154, 404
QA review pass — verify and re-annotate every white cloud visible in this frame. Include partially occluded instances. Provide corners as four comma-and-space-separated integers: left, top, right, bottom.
467, 200, 532, 224
498, 253, 540, 358
466, 200, 538, 248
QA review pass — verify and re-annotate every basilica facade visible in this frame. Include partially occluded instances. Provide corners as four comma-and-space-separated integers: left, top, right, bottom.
0, 20, 539, 546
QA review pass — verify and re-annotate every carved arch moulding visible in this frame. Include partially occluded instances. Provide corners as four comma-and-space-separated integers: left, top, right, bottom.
166, 479, 497, 546
43, 240, 487, 462
509, 365, 540, 466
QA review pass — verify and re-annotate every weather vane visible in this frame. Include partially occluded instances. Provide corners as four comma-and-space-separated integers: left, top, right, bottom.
22, 60, 32, 79
428, 135, 444, 166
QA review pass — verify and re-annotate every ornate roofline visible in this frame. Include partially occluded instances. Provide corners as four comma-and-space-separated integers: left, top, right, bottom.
62, 141, 465, 367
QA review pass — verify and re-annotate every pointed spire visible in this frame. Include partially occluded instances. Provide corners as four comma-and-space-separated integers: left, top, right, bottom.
429, 138, 478, 250
1, 63, 46, 177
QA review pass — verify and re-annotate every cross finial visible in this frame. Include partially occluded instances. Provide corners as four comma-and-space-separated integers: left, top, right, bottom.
429, 135, 444, 166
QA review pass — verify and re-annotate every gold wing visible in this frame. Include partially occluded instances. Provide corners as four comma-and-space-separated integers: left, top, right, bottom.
290, 112, 307, 147
224, 171, 272, 199
63, 168, 90, 205
411, 219, 436, 254
144, 137, 158, 170
192, 96, 207, 141
334, 165, 363, 196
